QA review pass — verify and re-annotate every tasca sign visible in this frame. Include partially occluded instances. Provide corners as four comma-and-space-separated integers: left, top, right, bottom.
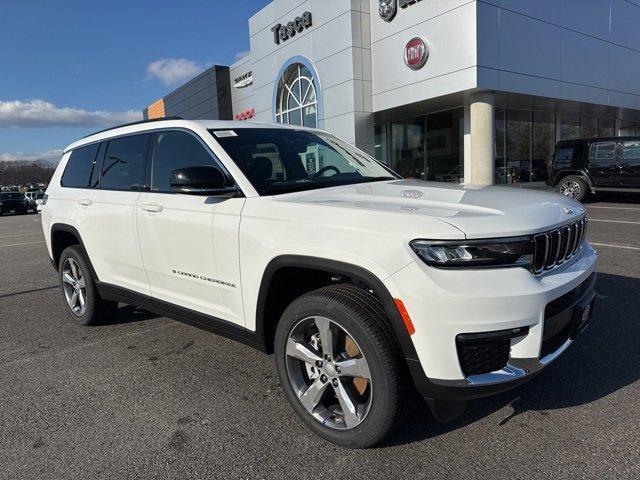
271, 12, 312, 44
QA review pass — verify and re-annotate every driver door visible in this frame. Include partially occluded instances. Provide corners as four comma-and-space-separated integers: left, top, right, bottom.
136, 130, 246, 326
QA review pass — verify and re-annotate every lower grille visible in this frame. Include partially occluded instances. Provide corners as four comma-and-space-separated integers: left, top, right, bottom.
541, 273, 595, 357
456, 327, 529, 377
545, 273, 595, 318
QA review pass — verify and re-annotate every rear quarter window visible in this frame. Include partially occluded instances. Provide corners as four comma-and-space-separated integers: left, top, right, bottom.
61, 144, 100, 188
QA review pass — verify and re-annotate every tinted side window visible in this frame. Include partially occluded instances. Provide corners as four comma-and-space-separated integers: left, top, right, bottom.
151, 131, 222, 193
588, 142, 617, 162
554, 147, 575, 168
101, 134, 150, 191
621, 140, 640, 162
61, 144, 99, 188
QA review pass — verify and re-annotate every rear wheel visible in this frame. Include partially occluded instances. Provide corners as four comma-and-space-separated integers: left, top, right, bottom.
58, 245, 117, 326
275, 284, 406, 448
557, 175, 589, 202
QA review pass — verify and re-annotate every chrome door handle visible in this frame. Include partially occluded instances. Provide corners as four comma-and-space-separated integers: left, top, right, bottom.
140, 203, 163, 213
77, 198, 92, 206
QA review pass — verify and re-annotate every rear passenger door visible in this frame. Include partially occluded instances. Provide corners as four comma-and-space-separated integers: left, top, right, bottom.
587, 141, 620, 187
136, 130, 246, 326
619, 140, 640, 189
72, 133, 152, 296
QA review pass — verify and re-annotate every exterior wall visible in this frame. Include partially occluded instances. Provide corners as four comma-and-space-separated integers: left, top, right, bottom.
230, 54, 256, 120
148, 65, 232, 120
369, 0, 478, 113
248, 0, 374, 153
477, 0, 640, 111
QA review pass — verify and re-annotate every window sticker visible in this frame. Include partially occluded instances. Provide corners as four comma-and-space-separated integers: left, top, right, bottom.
214, 130, 238, 138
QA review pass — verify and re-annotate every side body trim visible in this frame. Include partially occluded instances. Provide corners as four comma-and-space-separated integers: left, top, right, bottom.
96, 283, 267, 352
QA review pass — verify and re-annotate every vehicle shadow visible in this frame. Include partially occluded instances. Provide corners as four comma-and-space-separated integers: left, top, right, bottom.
98, 304, 160, 326
382, 272, 640, 447
588, 193, 640, 205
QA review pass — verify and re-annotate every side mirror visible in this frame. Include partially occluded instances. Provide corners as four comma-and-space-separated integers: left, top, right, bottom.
169, 166, 238, 196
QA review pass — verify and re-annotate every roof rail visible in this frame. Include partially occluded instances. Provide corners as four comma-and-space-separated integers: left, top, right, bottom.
83, 117, 183, 138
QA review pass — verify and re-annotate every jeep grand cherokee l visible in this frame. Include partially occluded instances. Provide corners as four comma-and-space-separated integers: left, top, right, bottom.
42, 119, 597, 448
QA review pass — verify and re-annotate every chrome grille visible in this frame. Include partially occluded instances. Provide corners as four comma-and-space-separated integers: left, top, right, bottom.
531, 217, 587, 274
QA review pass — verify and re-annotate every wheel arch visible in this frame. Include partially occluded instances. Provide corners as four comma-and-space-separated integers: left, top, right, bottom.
50, 223, 100, 281
255, 255, 419, 363
553, 170, 593, 188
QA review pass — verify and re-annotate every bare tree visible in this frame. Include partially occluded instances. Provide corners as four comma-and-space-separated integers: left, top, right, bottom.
0, 160, 56, 186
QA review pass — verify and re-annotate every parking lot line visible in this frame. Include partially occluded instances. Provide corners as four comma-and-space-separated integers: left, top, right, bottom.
587, 205, 639, 211
0, 232, 43, 239
588, 219, 640, 225
591, 242, 640, 251
0, 241, 45, 248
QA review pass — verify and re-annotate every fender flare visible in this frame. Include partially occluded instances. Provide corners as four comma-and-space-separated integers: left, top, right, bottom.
50, 223, 100, 281
553, 170, 593, 188
255, 255, 420, 360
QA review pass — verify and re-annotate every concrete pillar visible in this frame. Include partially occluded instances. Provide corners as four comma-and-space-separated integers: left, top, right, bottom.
463, 104, 472, 184
469, 91, 496, 185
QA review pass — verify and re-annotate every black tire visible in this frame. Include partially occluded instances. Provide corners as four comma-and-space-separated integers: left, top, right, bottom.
58, 245, 117, 326
556, 175, 589, 202
275, 284, 406, 448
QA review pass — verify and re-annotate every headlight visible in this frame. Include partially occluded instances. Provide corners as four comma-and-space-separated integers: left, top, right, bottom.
410, 238, 533, 268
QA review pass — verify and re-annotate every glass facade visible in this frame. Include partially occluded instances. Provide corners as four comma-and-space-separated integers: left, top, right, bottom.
495, 109, 640, 184
376, 106, 640, 185
377, 107, 464, 182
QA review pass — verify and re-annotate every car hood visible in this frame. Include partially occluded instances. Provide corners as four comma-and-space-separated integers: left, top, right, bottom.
274, 180, 586, 238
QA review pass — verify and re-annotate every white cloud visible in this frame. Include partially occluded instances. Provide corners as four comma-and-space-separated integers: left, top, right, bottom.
0, 99, 141, 129
0, 149, 64, 164
145, 58, 209, 86
234, 50, 250, 61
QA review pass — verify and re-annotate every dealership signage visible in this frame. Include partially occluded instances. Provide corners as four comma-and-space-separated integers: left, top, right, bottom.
271, 11, 312, 44
235, 108, 256, 121
234, 71, 253, 89
379, 0, 423, 22
404, 37, 428, 70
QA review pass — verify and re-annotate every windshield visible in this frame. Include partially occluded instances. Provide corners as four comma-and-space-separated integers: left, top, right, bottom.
210, 128, 398, 195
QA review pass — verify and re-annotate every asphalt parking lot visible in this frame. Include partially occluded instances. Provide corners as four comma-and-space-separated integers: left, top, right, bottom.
0, 196, 638, 480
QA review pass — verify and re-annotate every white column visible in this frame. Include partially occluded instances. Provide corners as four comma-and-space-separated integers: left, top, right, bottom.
469, 91, 496, 185
463, 104, 472, 183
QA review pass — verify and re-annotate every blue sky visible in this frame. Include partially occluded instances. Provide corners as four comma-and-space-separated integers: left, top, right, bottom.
0, 0, 269, 162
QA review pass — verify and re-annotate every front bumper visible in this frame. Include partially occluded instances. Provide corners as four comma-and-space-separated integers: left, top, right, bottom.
385, 242, 597, 403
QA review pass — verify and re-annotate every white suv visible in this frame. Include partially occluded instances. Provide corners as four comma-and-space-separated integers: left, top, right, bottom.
42, 119, 597, 448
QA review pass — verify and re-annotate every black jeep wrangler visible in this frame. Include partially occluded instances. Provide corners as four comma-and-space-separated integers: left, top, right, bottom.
548, 137, 640, 201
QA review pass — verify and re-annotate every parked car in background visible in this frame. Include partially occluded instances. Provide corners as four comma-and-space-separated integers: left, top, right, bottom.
24, 191, 43, 213
0, 192, 29, 215
549, 137, 640, 201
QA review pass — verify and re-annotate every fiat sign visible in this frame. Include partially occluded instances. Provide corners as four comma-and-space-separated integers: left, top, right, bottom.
404, 37, 428, 70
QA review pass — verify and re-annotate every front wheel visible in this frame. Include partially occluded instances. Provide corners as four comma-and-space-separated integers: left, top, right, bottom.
274, 284, 406, 448
557, 175, 589, 202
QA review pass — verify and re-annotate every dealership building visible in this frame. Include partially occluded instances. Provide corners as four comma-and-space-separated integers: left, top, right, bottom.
144, 0, 640, 185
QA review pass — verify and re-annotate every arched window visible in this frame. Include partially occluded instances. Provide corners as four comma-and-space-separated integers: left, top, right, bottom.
275, 63, 318, 128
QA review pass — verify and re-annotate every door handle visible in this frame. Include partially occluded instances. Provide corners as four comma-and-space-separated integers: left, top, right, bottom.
140, 203, 163, 213
77, 198, 92, 206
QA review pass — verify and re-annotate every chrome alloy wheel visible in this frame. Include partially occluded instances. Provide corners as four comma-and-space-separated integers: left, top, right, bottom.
285, 316, 372, 430
61, 258, 87, 316
560, 180, 581, 199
